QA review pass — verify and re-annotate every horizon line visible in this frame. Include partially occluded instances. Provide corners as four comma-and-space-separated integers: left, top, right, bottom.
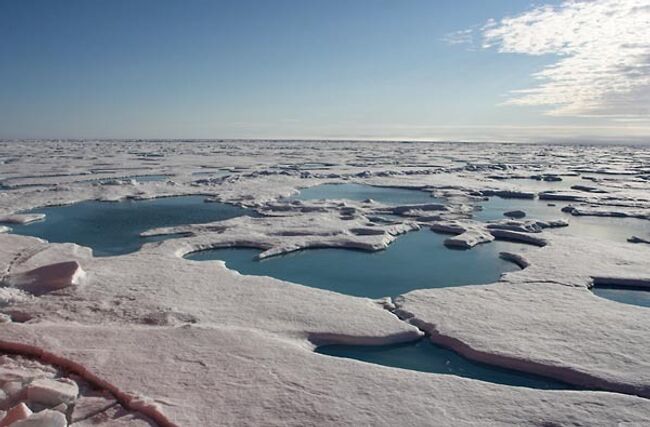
1, 137, 649, 147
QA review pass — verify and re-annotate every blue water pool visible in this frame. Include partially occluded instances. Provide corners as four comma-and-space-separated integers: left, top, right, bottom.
592, 286, 650, 308
186, 229, 521, 298
505, 175, 586, 192
133, 174, 170, 182
5, 196, 254, 256
192, 170, 231, 177
290, 183, 443, 205
474, 197, 570, 222
476, 197, 650, 243
317, 339, 573, 389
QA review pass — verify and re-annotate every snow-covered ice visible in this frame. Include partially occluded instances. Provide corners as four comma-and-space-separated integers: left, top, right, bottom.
0, 140, 649, 425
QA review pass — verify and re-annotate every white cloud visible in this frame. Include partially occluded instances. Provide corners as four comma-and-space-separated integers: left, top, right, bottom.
481, 0, 650, 118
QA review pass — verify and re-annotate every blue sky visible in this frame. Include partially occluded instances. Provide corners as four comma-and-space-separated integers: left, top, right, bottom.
1, 0, 648, 142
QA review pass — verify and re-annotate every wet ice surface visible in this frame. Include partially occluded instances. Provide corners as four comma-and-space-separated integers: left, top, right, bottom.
186, 229, 521, 298
6, 196, 254, 256
317, 339, 573, 389
592, 287, 650, 308
476, 197, 650, 243
290, 183, 443, 205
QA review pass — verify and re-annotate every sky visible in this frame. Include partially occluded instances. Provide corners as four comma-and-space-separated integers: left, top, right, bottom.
0, 0, 648, 143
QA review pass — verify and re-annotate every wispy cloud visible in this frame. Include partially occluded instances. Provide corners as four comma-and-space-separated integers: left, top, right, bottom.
480, 0, 650, 118
442, 29, 474, 46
